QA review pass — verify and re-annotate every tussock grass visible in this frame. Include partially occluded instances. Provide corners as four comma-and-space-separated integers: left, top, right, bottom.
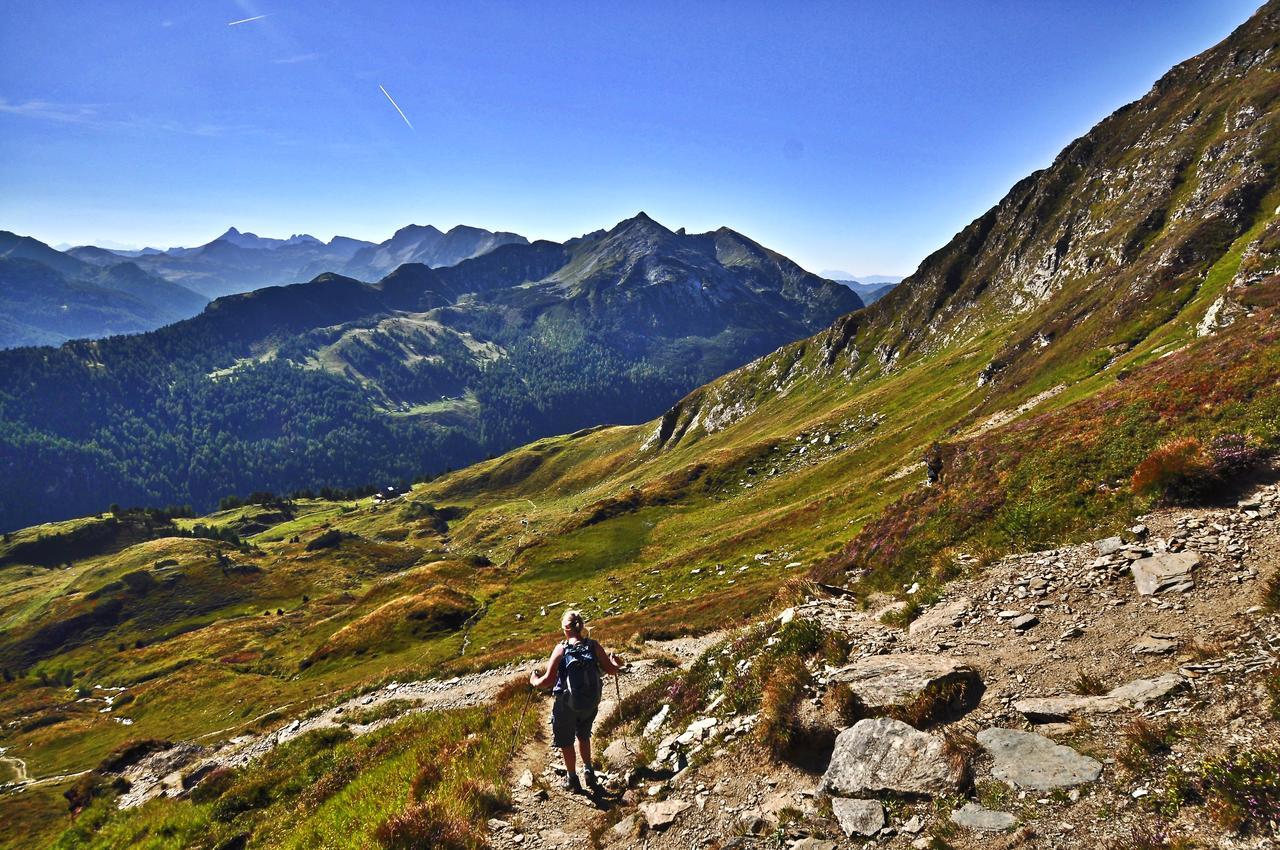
1070, 669, 1109, 696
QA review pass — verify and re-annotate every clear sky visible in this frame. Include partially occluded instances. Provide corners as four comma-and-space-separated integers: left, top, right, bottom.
0, 1, 1262, 277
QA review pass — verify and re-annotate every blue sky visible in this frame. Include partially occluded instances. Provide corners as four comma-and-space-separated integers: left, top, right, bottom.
0, 1, 1261, 276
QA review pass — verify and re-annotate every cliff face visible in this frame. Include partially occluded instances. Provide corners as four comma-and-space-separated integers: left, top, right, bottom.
869, 1, 1280, 384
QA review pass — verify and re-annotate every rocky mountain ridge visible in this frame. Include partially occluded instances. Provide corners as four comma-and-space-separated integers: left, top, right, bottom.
0, 214, 861, 529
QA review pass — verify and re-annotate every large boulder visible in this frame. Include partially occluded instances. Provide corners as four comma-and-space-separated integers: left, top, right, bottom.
821, 717, 963, 797
977, 728, 1102, 790
1130, 552, 1199, 595
827, 654, 981, 711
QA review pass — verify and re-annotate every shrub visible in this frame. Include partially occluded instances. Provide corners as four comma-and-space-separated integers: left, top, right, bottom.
1195, 748, 1280, 833
374, 799, 482, 850
1267, 668, 1280, 722
189, 766, 237, 804
211, 779, 273, 821
1264, 572, 1280, 613
757, 665, 810, 759
1106, 824, 1195, 850
1207, 432, 1265, 477
1131, 437, 1216, 503
1118, 719, 1178, 775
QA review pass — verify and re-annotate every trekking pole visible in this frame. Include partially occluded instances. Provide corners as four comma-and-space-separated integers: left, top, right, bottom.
505, 674, 538, 770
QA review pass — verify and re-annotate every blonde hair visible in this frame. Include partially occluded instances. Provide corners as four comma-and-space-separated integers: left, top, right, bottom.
560, 609, 589, 639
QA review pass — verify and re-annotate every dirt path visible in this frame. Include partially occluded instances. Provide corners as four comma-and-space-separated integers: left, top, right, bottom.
92, 630, 723, 812
0, 749, 29, 785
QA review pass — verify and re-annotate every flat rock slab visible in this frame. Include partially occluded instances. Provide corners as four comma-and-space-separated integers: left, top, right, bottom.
1132, 634, 1179, 655
831, 798, 885, 837
951, 802, 1016, 831
1095, 536, 1125, 555
1015, 672, 1186, 722
1130, 552, 1199, 595
639, 799, 690, 830
1107, 672, 1184, 705
1013, 695, 1118, 723
977, 728, 1102, 790
822, 717, 963, 797
790, 839, 838, 850
908, 596, 972, 636
827, 654, 981, 710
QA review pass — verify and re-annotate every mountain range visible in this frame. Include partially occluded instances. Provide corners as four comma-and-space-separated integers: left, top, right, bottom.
0, 213, 861, 530
68, 223, 529, 300
818, 271, 902, 304
0, 231, 208, 349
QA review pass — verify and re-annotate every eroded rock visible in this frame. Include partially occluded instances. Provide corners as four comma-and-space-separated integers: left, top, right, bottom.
1130, 552, 1199, 595
639, 799, 690, 830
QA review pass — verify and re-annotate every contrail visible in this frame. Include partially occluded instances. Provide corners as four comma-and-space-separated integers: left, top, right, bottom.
228, 14, 269, 26
379, 84, 414, 130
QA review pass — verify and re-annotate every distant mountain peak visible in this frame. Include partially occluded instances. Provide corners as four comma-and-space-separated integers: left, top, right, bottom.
610, 211, 674, 238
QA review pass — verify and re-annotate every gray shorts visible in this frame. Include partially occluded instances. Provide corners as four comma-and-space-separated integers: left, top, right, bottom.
551, 692, 597, 748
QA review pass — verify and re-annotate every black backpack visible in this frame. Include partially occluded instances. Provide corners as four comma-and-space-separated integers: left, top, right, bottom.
561, 640, 602, 711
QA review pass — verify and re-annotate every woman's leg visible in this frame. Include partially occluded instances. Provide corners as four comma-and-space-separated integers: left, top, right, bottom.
560, 745, 576, 774
577, 735, 593, 771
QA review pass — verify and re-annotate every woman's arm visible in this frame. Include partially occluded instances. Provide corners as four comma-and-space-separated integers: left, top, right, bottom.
529, 644, 564, 689
594, 641, 623, 676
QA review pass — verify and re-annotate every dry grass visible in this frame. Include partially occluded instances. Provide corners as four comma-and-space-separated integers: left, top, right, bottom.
1070, 669, 1109, 696
757, 665, 811, 759
1105, 824, 1196, 850
374, 798, 484, 850
942, 729, 980, 789
1118, 718, 1179, 776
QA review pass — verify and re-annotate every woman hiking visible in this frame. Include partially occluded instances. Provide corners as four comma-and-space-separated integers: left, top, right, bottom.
529, 609, 623, 792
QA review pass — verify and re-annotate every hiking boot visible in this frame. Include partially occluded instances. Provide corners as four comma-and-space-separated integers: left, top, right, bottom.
562, 772, 582, 793
583, 767, 598, 789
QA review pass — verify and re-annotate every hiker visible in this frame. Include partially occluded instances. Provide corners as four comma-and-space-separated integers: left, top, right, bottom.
529, 609, 623, 791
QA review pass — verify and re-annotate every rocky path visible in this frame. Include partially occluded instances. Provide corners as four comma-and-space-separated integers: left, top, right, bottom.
489, 632, 725, 849
113, 662, 530, 807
